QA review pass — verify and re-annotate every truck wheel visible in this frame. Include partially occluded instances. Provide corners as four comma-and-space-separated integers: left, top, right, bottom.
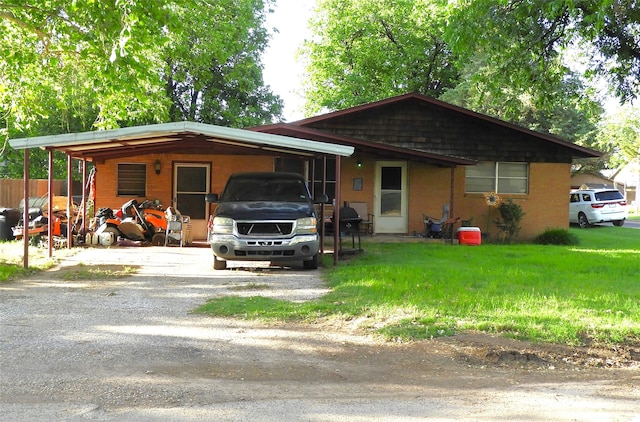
303, 254, 319, 270
213, 255, 227, 270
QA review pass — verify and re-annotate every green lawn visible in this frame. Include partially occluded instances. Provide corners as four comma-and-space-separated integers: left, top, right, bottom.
0, 241, 68, 281
196, 227, 640, 347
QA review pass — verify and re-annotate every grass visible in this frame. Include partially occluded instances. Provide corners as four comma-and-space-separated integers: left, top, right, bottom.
0, 240, 70, 281
195, 226, 640, 347
58, 263, 137, 280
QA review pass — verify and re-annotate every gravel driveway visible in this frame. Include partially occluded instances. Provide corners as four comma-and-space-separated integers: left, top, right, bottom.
1, 246, 639, 421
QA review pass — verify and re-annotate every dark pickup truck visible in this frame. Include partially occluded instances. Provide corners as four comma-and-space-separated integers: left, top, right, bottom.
206, 172, 327, 270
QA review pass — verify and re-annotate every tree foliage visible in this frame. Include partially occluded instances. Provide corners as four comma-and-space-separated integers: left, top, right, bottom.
0, 0, 173, 130
0, 0, 282, 179
302, 0, 459, 114
596, 104, 640, 168
446, 0, 640, 103
302, 0, 637, 153
164, 0, 283, 127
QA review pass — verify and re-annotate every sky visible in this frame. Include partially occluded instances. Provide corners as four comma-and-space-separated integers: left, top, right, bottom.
262, 0, 316, 122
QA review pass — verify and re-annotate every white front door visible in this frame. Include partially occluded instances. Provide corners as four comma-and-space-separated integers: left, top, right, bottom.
374, 161, 407, 233
173, 163, 211, 240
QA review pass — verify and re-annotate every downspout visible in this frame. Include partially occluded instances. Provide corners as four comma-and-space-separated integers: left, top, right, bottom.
22, 149, 29, 269
333, 155, 341, 266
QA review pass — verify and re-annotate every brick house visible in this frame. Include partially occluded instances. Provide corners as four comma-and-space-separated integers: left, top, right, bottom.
255, 93, 601, 240
10, 93, 601, 242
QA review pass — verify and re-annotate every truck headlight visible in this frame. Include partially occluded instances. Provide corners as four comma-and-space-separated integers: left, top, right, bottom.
212, 217, 234, 234
296, 217, 317, 234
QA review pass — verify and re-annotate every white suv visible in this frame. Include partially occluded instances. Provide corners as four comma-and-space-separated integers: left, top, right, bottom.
569, 188, 628, 228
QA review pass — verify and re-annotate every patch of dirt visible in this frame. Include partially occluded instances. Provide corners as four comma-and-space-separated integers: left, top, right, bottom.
434, 332, 640, 370
48, 263, 139, 280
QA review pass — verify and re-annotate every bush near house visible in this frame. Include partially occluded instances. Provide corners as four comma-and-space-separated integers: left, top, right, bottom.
493, 199, 525, 243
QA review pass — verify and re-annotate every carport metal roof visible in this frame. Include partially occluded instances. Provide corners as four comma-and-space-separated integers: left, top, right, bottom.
10, 121, 354, 269
9, 121, 355, 160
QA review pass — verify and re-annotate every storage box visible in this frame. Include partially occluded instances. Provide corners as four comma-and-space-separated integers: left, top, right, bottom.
457, 227, 481, 246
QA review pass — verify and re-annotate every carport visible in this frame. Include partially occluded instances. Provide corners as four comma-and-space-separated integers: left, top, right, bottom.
9, 121, 354, 268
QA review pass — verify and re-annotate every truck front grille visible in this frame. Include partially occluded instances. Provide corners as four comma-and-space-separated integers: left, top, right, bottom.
237, 222, 293, 236
235, 250, 295, 257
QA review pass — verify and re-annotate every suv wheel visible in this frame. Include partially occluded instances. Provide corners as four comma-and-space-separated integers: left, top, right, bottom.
578, 213, 590, 228
213, 255, 227, 270
303, 253, 319, 270
613, 219, 625, 227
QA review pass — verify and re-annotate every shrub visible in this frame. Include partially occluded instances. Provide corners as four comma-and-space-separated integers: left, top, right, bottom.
533, 228, 580, 245
493, 199, 525, 243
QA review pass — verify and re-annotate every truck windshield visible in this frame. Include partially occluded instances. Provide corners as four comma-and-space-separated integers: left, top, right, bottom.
222, 177, 310, 202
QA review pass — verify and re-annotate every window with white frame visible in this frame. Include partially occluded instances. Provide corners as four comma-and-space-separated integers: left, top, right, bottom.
465, 162, 528, 194
311, 157, 336, 202
117, 163, 146, 196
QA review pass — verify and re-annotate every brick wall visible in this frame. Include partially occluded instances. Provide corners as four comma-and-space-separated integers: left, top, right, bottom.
451, 163, 571, 240
338, 161, 571, 240
94, 154, 570, 242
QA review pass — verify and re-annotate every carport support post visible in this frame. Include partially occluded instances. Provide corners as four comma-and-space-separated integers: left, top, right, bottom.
67, 155, 73, 248
333, 155, 341, 266
449, 166, 455, 243
22, 148, 29, 269
81, 159, 87, 235
47, 150, 54, 257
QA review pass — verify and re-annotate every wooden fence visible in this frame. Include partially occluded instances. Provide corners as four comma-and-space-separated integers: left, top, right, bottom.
0, 179, 66, 208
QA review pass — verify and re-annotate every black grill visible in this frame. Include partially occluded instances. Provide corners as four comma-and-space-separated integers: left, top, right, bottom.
237, 222, 293, 236
235, 250, 295, 257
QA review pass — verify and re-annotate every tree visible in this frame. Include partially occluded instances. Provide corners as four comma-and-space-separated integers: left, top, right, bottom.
596, 105, 640, 169
302, 0, 604, 144
164, 0, 283, 127
0, 0, 175, 178
1, 0, 283, 178
446, 0, 640, 103
0, 0, 174, 130
441, 58, 603, 145
302, 0, 459, 114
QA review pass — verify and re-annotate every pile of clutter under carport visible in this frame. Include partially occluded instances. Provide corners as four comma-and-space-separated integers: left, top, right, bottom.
5, 195, 190, 248
87, 199, 191, 247
3, 196, 75, 247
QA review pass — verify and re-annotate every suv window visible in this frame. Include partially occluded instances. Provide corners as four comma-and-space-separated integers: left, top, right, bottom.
570, 193, 580, 203
581, 193, 592, 202
594, 191, 624, 201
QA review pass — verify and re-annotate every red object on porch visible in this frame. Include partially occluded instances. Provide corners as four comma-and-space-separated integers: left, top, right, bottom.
457, 227, 481, 246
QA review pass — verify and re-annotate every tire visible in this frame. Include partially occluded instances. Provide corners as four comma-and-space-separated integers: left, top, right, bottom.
612, 219, 625, 227
577, 213, 590, 228
303, 253, 319, 270
213, 255, 227, 270
151, 232, 165, 246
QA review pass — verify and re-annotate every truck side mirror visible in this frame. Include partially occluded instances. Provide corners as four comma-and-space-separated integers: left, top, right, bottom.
205, 193, 219, 203
314, 193, 329, 204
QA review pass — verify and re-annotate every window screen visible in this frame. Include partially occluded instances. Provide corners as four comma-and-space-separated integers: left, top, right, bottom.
466, 162, 528, 194
117, 163, 146, 196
